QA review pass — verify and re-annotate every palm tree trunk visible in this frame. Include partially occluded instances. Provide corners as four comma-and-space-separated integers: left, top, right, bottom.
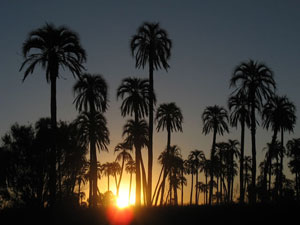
140, 152, 148, 204
279, 128, 284, 197
250, 102, 257, 203
129, 172, 132, 204
239, 120, 245, 204
209, 128, 217, 205
152, 165, 164, 203
181, 168, 184, 206
205, 174, 208, 204
135, 144, 141, 206
50, 75, 57, 207
160, 168, 169, 205
190, 173, 194, 205
147, 57, 154, 206
117, 157, 125, 197
195, 170, 199, 205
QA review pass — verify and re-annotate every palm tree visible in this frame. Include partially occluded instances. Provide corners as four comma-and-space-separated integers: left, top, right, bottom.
125, 160, 136, 204
202, 105, 229, 204
20, 23, 86, 205
75, 111, 109, 207
243, 156, 252, 202
73, 73, 108, 207
103, 162, 114, 192
262, 95, 296, 197
155, 102, 183, 204
117, 77, 151, 205
122, 119, 149, 206
156, 102, 183, 150
188, 150, 205, 205
114, 142, 133, 197
228, 91, 250, 203
230, 59, 276, 203
287, 138, 300, 200
117, 77, 152, 122
131, 22, 172, 204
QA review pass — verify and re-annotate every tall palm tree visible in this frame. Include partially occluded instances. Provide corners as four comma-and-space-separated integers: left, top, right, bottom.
188, 150, 205, 205
230, 59, 276, 203
102, 162, 114, 192
125, 160, 136, 204
228, 91, 250, 203
131, 22, 172, 204
262, 95, 296, 197
114, 142, 133, 197
20, 23, 86, 205
122, 119, 149, 206
202, 105, 229, 205
73, 73, 108, 207
117, 77, 151, 205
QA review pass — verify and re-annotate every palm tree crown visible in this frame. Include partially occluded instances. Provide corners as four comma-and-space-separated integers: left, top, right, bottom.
202, 105, 229, 136
74, 73, 108, 113
156, 102, 183, 133
117, 77, 153, 119
20, 23, 86, 82
130, 22, 172, 71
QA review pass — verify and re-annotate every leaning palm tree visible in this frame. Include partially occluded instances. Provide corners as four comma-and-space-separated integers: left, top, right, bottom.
122, 119, 149, 206
262, 95, 296, 197
20, 23, 86, 205
114, 142, 133, 197
73, 73, 108, 207
230, 59, 276, 203
125, 160, 136, 204
202, 105, 229, 205
75, 111, 109, 207
228, 91, 250, 203
131, 22, 172, 204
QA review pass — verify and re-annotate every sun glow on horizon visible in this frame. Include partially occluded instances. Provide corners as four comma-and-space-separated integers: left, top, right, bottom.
116, 188, 135, 208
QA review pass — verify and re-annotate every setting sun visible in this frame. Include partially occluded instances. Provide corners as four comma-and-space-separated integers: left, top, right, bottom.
116, 189, 135, 208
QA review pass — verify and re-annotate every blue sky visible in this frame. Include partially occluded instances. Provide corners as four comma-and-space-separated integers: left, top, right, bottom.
1, 0, 300, 202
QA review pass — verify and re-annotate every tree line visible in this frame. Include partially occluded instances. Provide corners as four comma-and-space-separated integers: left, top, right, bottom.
0, 22, 299, 208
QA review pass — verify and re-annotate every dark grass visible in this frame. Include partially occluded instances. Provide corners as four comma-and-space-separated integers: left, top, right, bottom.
1, 201, 299, 225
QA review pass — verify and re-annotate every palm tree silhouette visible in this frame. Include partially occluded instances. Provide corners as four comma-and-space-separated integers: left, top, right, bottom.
75, 111, 109, 207
131, 22, 172, 204
286, 138, 300, 200
230, 59, 276, 203
73, 73, 108, 207
20, 23, 86, 205
103, 162, 114, 192
202, 105, 229, 205
188, 150, 205, 205
114, 142, 133, 197
228, 91, 250, 203
122, 119, 149, 205
125, 160, 136, 204
243, 156, 252, 202
117, 77, 151, 205
155, 102, 183, 204
262, 95, 296, 197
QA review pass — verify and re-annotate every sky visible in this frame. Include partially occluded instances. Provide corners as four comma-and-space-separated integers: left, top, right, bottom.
1, 0, 300, 204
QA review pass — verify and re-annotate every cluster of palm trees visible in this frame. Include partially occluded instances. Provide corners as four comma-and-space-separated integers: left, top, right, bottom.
18, 21, 299, 208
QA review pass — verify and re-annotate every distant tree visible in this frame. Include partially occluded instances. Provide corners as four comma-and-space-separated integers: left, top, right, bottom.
74, 73, 109, 207
20, 23, 86, 205
202, 105, 229, 204
131, 22, 172, 204
287, 138, 300, 200
114, 142, 133, 197
188, 150, 205, 205
125, 160, 136, 204
230, 60, 276, 203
